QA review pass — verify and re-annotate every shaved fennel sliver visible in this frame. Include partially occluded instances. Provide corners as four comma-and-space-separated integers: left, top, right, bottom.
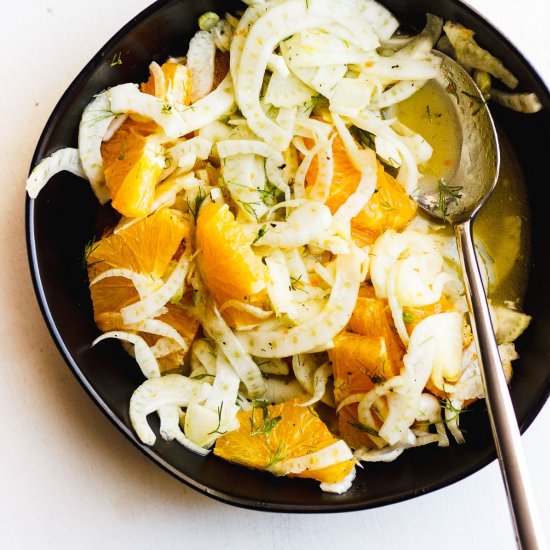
198, 302, 267, 398
357, 0, 399, 41
254, 201, 332, 248
185, 353, 241, 447
92, 331, 160, 379
229, 1, 272, 88
26, 148, 85, 199
218, 300, 272, 320
89, 268, 161, 300
107, 84, 187, 138
217, 139, 283, 161
237, 245, 363, 357
293, 137, 332, 199
443, 21, 518, 89
129, 374, 208, 449
348, 113, 419, 194
262, 377, 309, 404
417, 392, 449, 447
128, 319, 188, 351
490, 88, 542, 114
307, 139, 334, 203
265, 69, 314, 108
187, 29, 216, 102
370, 79, 428, 110
255, 357, 289, 375
108, 74, 235, 139
298, 361, 333, 407
222, 153, 270, 222
265, 249, 297, 319
361, 54, 441, 81
168, 136, 213, 165
121, 252, 190, 325
191, 339, 217, 374
150, 337, 185, 358
77, 91, 114, 203
267, 53, 290, 77
271, 440, 353, 475
397, 14, 443, 58
364, 312, 462, 445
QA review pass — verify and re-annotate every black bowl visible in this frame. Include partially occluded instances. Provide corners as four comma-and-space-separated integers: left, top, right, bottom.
26, 0, 550, 512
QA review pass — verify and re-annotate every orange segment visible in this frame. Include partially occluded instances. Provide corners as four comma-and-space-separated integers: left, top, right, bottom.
101, 119, 164, 217
87, 208, 188, 279
402, 295, 454, 335
158, 300, 200, 345
337, 403, 377, 451
89, 278, 140, 332
196, 202, 269, 328
351, 164, 417, 243
305, 134, 416, 245
86, 209, 192, 368
330, 331, 401, 451
141, 61, 192, 106
348, 296, 405, 362
330, 331, 399, 403
306, 132, 361, 214
214, 400, 354, 485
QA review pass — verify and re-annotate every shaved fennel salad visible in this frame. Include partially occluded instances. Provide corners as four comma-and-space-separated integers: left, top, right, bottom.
27, 0, 535, 494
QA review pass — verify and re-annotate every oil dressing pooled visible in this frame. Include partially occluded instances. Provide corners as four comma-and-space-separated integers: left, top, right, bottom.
394, 79, 462, 183
394, 82, 530, 305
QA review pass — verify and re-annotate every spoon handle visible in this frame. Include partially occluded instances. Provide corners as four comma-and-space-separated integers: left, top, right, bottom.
455, 220, 546, 550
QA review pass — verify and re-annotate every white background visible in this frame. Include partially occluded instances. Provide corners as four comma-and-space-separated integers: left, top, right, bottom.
1, 1, 548, 549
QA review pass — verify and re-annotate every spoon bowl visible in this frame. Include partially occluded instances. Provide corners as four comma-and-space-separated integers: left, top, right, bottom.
414, 52, 500, 222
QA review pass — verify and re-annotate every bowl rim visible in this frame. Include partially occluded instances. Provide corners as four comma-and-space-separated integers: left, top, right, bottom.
25, 0, 550, 513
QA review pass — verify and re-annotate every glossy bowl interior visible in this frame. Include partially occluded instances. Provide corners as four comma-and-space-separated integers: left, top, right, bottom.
26, 0, 550, 512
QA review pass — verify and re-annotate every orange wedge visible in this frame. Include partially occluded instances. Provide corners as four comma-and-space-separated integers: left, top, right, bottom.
214, 399, 354, 485
402, 295, 454, 335
330, 331, 399, 403
196, 202, 269, 328
306, 132, 361, 215
86, 209, 195, 370
141, 61, 192, 106
87, 208, 188, 279
101, 119, 164, 218
348, 296, 405, 363
87, 277, 140, 333
351, 164, 417, 243
330, 330, 401, 451
306, 134, 416, 244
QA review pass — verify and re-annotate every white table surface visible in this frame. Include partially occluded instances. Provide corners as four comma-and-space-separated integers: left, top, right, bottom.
1, 1, 548, 548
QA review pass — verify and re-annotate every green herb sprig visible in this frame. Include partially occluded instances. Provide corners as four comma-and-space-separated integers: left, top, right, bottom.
348, 421, 379, 437
109, 52, 123, 67
187, 188, 207, 222
208, 404, 228, 436
437, 178, 463, 218
350, 125, 376, 150
82, 237, 103, 271
461, 91, 487, 116
250, 400, 282, 437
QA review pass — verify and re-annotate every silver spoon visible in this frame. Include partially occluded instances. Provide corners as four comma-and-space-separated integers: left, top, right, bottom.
414, 52, 546, 550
